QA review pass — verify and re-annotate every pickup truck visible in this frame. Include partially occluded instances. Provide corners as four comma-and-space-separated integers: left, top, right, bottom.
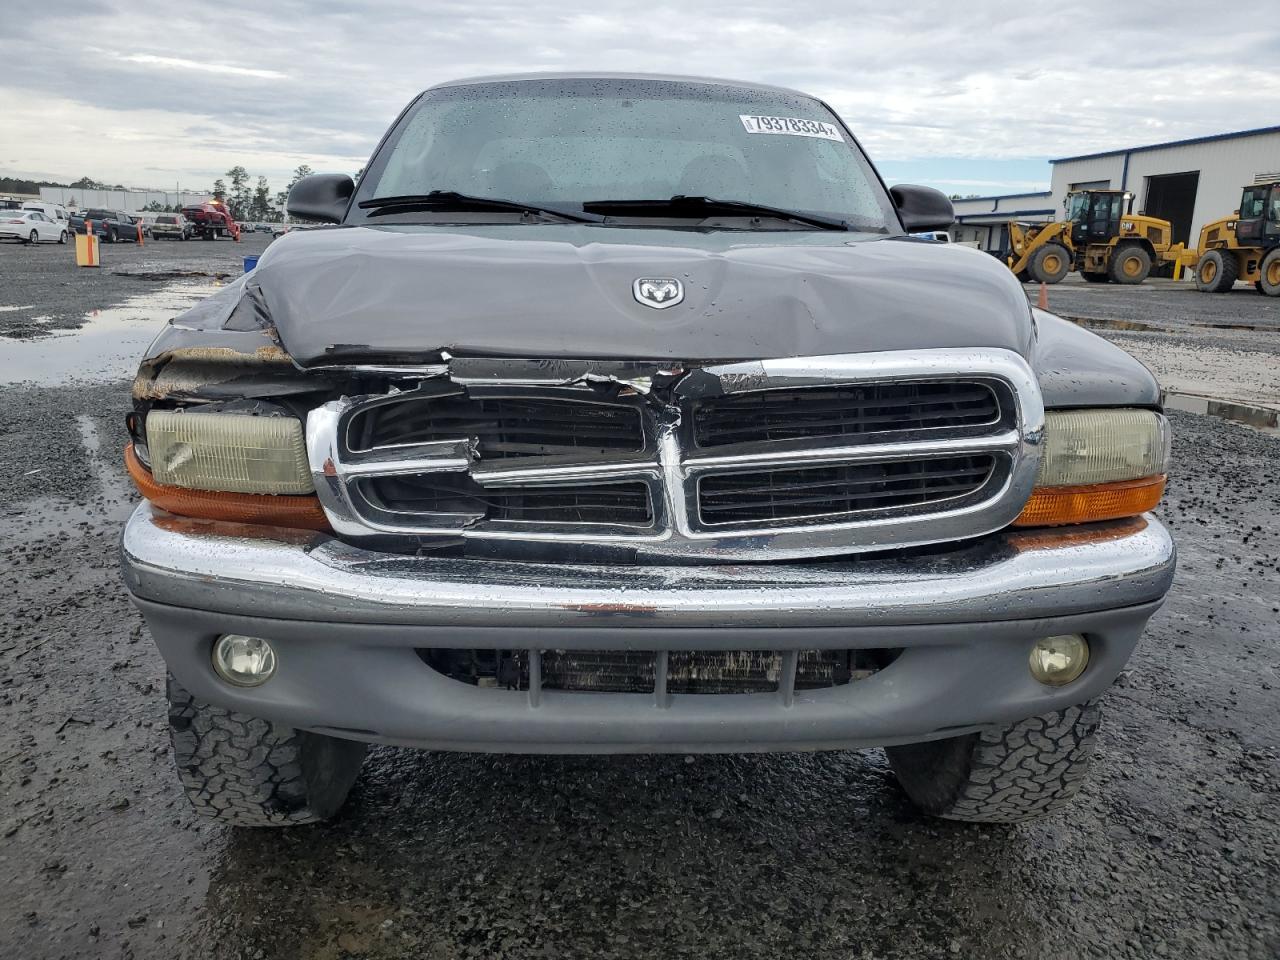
120, 73, 1175, 828
69, 208, 137, 242
179, 200, 241, 240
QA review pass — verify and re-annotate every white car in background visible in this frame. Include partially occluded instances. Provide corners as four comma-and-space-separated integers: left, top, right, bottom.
0, 209, 68, 244
22, 200, 71, 229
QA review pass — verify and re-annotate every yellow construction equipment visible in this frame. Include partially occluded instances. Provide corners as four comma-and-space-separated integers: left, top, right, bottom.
1192, 181, 1280, 296
1005, 189, 1189, 285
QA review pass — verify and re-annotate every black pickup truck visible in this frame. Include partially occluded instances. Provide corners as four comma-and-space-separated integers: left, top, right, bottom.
69, 208, 137, 242
120, 73, 1175, 828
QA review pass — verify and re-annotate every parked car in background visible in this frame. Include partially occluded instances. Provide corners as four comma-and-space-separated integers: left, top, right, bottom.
22, 201, 71, 230
180, 200, 241, 240
150, 214, 195, 240
0, 209, 68, 244
256, 223, 273, 233
69, 208, 138, 242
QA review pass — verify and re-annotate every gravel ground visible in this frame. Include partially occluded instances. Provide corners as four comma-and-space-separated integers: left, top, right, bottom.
1, 242, 1278, 960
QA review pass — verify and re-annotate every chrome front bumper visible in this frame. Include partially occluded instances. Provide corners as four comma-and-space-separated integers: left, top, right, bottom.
122, 503, 1175, 752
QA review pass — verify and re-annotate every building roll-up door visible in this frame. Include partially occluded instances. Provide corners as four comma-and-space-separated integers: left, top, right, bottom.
1144, 171, 1200, 247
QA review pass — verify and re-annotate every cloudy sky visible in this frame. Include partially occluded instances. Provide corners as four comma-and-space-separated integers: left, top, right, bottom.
4, 0, 1278, 198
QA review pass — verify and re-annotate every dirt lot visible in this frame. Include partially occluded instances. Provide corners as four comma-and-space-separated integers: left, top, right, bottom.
1, 239, 1277, 960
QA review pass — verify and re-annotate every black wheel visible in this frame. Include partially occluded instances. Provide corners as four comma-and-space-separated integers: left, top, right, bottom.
27, 230, 38, 245
1014, 268, 1031, 283
107, 227, 118, 243
1028, 244, 1071, 284
1081, 271, 1109, 283
166, 673, 367, 826
58, 230, 67, 244
1108, 244, 1152, 284
1258, 248, 1280, 297
886, 700, 1101, 823
1194, 249, 1239, 293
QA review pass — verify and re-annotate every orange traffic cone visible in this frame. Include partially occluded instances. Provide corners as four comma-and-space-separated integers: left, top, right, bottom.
1037, 282, 1048, 310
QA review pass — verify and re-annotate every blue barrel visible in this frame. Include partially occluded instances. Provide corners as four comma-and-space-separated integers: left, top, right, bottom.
243, 255, 260, 272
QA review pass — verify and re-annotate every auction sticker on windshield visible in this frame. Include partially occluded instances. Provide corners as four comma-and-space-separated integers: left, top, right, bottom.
739, 115, 843, 141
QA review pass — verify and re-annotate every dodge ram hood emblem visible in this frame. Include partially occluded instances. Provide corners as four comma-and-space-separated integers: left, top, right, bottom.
633, 277, 684, 309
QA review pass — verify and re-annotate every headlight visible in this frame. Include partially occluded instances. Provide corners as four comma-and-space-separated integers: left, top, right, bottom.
1014, 409, 1169, 527
124, 410, 329, 531
146, 410, 313, 494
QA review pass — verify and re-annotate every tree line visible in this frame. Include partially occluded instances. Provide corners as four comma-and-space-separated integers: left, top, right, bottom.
2, 166, 328, 222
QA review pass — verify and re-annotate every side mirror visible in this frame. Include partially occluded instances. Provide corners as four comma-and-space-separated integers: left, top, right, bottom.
890, 184, 955, 234
287, 174, 355, 223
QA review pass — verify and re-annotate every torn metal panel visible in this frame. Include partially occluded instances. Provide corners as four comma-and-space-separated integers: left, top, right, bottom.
132, 325, 322, 402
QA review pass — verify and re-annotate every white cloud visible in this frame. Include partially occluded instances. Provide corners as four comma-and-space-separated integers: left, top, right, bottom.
114, 54, 287, 80
2, 0, 1277, 194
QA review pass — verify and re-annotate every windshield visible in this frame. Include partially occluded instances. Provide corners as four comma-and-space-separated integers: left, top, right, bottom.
1065, 193, 1089, 222
157, 216, 177, 223
354, 78, 895, 230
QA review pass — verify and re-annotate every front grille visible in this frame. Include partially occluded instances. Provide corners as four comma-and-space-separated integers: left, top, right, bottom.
692, 382, 999, 447
697, 454, 996, 526
313, 350, 1035, 560
350, 394, 644, 459
360, 475, 653, 526
417, 648, 890, 695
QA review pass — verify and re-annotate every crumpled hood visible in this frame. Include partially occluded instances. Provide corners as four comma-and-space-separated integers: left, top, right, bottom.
249, 224, 1034, 366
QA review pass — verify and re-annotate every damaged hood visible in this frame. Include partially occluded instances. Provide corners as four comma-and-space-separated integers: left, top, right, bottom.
245, 224, 1034, 366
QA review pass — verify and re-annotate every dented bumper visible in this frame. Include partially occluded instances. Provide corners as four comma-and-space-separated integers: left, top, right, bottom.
121, 503, 1174, 753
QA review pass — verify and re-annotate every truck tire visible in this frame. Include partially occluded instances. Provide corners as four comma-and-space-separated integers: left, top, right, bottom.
1195, 249, 1238, 292
1108, 244, 1151, 284
166, 673, 367, 826
1028, 244, 1070, 284
885, 700, 1101, 823
1258, 248, 1280, 297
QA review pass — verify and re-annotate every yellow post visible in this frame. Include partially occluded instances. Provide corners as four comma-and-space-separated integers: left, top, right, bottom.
75, 232, 100, 267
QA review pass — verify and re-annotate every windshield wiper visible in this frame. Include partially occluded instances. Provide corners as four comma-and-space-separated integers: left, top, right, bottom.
582, 196, 850, 230
358, 191, 604, 223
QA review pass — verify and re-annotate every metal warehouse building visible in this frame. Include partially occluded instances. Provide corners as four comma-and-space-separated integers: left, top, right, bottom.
951, 125, 1280, 254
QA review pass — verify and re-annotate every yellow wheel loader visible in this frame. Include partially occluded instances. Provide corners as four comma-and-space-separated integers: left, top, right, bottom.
1006, 189, 1188, 285
1193, 181, 1280, 296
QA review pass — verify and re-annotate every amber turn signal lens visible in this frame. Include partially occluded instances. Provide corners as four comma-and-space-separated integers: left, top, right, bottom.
125, 443, 331, 531
1012, 475, 1165, 528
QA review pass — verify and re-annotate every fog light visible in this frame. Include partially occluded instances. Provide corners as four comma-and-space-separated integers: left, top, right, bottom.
212, 634, 277, 687
1029, 635, 1089, 686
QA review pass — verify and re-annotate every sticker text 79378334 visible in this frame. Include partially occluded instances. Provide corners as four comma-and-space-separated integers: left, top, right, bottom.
739, 115, 844, 142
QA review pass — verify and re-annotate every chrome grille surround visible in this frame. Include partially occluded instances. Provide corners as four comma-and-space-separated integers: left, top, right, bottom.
307, 348, 1044, 562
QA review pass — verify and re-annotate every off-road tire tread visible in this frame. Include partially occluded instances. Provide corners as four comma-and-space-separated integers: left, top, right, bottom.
1196, 249, 1238, 293
1029, 243, 1071, 284
1108, 243, 1152, 284
166, 673, 366, 827
886, 701, 1101, 823
1258, 248, 1280, 297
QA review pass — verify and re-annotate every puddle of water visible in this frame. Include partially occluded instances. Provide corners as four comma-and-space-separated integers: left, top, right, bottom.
0, 281, 221, 386
1066, 315, 1272, 335
0, 304, 36, 312
1162, 390, 1280, 435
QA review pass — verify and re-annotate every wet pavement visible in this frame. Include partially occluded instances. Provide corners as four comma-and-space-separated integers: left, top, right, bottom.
1, 242, 1278, 960
1026, 276, 1280, 412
